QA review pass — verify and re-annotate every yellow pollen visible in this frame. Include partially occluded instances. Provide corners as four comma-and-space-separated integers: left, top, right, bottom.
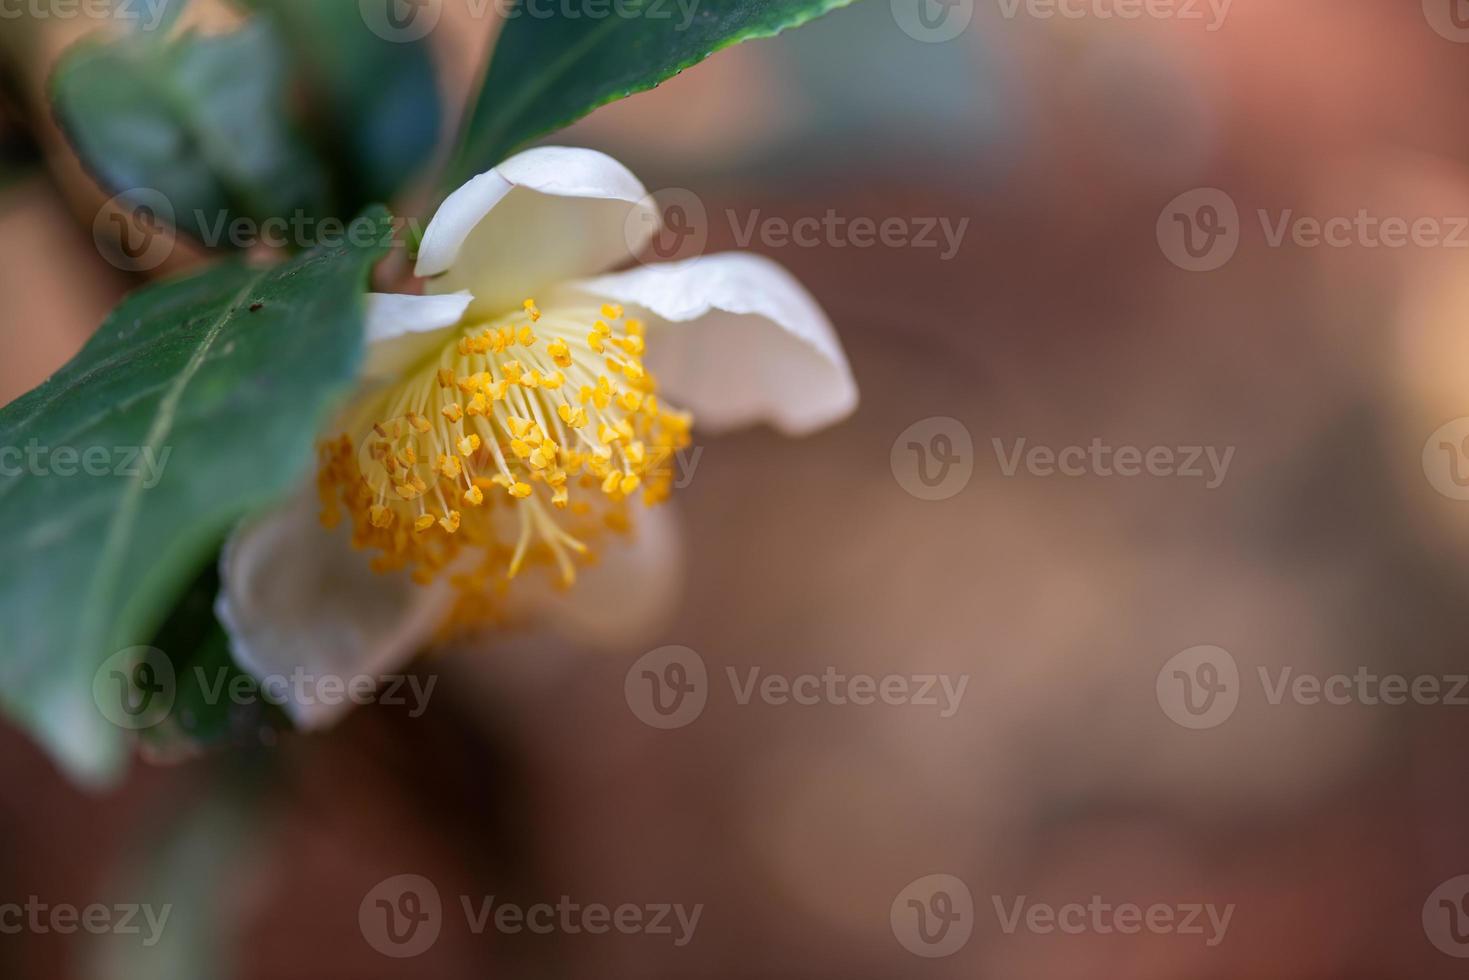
315, 301, 694, 630
558, 403, 587, 428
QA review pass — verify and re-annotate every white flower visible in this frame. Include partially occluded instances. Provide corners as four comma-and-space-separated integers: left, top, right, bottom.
217, 146, 858, 727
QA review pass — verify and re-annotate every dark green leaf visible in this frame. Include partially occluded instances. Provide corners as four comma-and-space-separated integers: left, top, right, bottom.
0, 210, 392, 784
236, 0, 442, 210
139, 563, 289, 756
447, 0, 858, 188
51, 20, 330, 248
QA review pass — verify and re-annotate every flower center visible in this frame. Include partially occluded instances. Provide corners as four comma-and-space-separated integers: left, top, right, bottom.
316, 300, 692, 622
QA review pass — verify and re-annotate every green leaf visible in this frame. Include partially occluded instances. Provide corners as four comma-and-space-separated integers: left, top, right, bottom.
446, 0, 858, 188
139, 563, 290, 756
235, 0, 442, 210
0, 210, 392, 785
51, 19, 330, 248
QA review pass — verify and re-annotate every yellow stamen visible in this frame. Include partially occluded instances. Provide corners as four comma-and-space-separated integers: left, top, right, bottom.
315, 301, 694, 632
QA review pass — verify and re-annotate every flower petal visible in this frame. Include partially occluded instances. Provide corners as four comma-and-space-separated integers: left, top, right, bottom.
500, 503, 684, 652
216, 482, 452, 729
362, 290, 471, 381
557, 252, 858, 436
415, 146, 658, 316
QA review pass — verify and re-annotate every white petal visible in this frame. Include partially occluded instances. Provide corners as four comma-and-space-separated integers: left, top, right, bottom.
362, 290, 471, 381
557, 252, 858, 436
500, 503, 684, 652
415, 146, 659, 316
216, 482, 452, 729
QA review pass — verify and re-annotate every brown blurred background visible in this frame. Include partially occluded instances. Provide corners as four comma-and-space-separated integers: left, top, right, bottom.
6, 0, 1469, 977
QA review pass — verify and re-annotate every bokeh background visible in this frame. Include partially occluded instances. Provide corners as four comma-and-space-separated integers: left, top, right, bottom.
5, 0, 1469, 976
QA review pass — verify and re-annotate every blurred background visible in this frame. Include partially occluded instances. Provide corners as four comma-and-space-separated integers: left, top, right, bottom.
5, 0, 1469, 976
